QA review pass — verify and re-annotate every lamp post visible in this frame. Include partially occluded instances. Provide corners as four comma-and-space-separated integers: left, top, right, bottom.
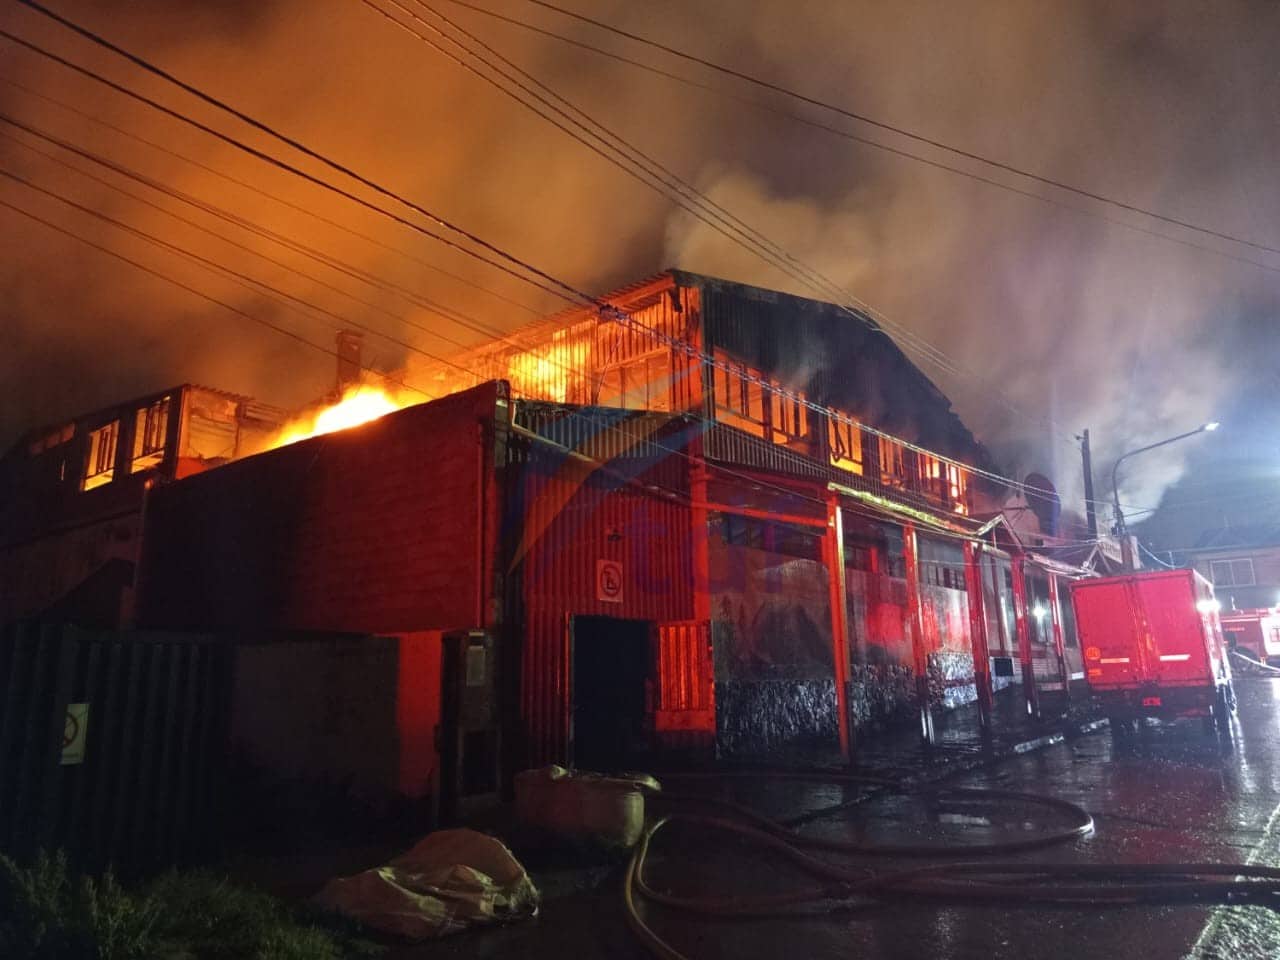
1111, 421, 1219, 569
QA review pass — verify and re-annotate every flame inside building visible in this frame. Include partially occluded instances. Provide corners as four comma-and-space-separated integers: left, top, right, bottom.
268, 382, 420, 450
3, 271, 1099, 822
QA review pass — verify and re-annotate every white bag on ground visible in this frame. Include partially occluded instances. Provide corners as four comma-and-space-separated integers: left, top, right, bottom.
314, 829, 539, 939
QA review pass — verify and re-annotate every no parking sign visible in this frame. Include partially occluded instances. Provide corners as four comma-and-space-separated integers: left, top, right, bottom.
597, 559, 624, 604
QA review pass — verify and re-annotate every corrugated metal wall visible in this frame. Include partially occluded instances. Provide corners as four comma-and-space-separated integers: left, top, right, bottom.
509, 405, 698, 767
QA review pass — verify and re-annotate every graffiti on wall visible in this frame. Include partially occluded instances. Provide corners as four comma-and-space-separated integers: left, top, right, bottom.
711, 545, 833, 682
709, 527, 839, 760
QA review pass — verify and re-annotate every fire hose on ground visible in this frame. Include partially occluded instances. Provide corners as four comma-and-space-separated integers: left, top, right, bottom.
620, 772, 1280, 960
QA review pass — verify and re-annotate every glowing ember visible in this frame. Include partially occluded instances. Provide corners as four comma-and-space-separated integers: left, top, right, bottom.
269, 383, 413, 449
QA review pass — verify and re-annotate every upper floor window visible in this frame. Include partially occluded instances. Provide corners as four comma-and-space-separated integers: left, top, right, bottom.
83, 420, 119, 490
597, 351, 672, 412
828, 413, 863, 475
712, 350, 765, 436
918, 453, 942, 496
131, 396, 171, 472
878, 436, 907, 487
768, 386, 809, 448
946, 463, 969, 515
1210, 558, 1255, 587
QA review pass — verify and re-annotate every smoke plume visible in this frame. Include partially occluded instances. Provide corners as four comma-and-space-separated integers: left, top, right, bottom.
2, 0, 1277, 522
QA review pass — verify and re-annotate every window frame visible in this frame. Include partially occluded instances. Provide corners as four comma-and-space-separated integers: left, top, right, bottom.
82, 420, 120, 491
1210, 557, 1256, 587
131, 396, 171, 473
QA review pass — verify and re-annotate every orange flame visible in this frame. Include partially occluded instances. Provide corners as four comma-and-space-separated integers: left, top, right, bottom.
268, 383, 416, 449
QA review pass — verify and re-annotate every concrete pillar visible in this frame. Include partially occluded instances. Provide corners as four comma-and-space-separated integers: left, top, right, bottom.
963, 540, 994, 733
902, 524, 935, 746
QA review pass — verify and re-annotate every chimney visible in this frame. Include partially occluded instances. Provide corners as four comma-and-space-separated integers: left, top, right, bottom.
335, 330, 363, 393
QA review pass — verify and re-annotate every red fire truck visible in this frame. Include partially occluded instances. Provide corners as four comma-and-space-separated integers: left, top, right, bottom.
1070, 569, 1236, 735
1220, 608, 1280, 664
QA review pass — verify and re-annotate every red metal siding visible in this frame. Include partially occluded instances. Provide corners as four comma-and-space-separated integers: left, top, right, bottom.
137, 383, 504, 635
514, 444, 696, 766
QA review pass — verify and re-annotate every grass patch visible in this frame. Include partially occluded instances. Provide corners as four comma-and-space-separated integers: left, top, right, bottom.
0, 851, 381, 960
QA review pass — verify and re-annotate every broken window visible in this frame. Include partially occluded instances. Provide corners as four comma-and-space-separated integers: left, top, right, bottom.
597, 351, 673, 411
712, 349, 766, 437
767, 385, 809, 449
131, 396, 171, 472
828, 413, 864, 475
1210, 558, 1255, 587
82, 420, 119, 490
720, 514, 822, 561
918, 536, 965, 591
878, 436, 907, 487
946, 463, 969, 516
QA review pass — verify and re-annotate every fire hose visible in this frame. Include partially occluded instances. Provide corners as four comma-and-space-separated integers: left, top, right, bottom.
622, 772, 1280, 960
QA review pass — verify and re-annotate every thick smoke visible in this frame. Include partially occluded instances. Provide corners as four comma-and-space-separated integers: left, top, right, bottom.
2, 0, 1277, 523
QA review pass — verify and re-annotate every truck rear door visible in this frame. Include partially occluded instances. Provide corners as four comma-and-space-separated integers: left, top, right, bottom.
1135, 574, 1210, 687
1073, 580, 1142, 688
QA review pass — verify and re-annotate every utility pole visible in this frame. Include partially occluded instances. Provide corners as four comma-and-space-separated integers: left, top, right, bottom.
1079, 429, 1098, 540
1111, 422, 1220, 571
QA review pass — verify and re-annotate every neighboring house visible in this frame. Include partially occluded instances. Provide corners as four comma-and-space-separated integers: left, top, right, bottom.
1183, 524, 1280, 611
0, 385, 284, 625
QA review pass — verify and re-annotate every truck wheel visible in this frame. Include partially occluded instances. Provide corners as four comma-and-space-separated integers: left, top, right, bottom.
1213, 687, 1235, 740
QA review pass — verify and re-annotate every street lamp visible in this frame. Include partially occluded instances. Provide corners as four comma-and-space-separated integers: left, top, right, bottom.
1111, 421, 1220, 568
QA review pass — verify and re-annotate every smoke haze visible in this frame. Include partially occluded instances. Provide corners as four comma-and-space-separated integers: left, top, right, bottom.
2, 0, 1278, 521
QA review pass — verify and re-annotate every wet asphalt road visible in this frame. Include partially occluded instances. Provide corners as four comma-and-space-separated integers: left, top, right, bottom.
407, 678, 1280, 960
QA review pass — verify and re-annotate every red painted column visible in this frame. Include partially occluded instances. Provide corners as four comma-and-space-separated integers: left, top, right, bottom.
824, 494, 853, 763
690, 460, 712, 623
1047, 574, 1071, 704
963, 540, 993, 733
1010, 557, 1040, 719
902, 524, 935, 745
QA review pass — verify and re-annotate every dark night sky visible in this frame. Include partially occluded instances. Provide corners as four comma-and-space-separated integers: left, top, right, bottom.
1, 0, 1278, 541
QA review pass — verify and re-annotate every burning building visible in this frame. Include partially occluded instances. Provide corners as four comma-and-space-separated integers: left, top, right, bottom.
5, 271, 1095, 813
0, 384, 285, 626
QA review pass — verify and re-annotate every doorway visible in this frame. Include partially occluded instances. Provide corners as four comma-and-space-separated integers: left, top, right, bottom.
572, 616, 651, 771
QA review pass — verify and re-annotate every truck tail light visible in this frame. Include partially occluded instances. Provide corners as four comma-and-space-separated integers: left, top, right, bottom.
1142, 696, 1162, 707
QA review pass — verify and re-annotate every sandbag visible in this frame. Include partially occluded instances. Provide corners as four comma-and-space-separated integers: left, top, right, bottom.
514, 765, 659, 849
314, 828, 539, 939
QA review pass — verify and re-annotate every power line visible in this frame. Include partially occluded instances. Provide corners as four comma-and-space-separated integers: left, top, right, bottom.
11, 0, 595, 304
0, 164, 488, 382
516, 0, 1280, 260
437, 0, 1280, 283
0, 112, 555, 357
0, 25, 578, 304
0, 72, 544, 317
14, 0, 1082, 460
0, 191, 437, 402
0, 136, 837, 521
377, 0, 1088, 451
3, 4, 1096, 511
10, 111, 1023, 524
